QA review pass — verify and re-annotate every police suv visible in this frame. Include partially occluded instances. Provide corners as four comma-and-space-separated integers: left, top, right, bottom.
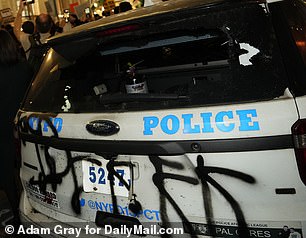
15, 0, 306, 237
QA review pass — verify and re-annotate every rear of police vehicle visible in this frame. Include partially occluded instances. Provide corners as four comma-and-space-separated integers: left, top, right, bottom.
15, 0, 306, 237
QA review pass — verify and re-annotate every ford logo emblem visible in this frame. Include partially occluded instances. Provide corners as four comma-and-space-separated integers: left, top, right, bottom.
86, 120, 120, 136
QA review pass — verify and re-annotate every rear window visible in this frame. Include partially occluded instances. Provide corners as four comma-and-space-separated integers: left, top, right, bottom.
23, 3, 288, 113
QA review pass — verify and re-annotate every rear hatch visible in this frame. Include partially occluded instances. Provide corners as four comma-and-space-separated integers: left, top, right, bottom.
17, 0, 306, 237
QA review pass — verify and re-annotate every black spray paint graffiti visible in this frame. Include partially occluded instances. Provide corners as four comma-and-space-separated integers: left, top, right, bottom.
19, 114, 95, 214
149, 155, 256, 238
104, 155, 136, 215
149, 155, 199, 238
195, 155, 255, 237
18, 114, 134, 215
18, 114, 256, 238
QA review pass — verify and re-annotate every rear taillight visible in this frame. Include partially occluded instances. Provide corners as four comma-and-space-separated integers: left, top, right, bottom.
292, 119, 306, 185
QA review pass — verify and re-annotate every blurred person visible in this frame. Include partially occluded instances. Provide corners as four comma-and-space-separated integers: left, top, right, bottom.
119, 1, 133, 12
14, 0, 64, 73
114, 6, 120, 14
102, 11, 111, 17
22, 20, 35, 35
4, 24, 16, 38
3, 23, 25, 59
14, 0, 59, 59
63, 13, 84, 32
50, 21, 64, 35
94, 14, 102, 21
20, 21, 35, 58
35, 12, 65, 35
132, 0, 144, 8
289, 228, 302, 238
35, 13, 54, 35
69, 13, 83, 28
0, 29, 33, 225
279, 225, 290, 238
82, 13, 95, 23
4, 24, 20, 45
14, 0, 34, 59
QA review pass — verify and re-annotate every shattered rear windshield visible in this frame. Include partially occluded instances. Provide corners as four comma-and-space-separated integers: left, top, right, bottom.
23, 3, 288, 113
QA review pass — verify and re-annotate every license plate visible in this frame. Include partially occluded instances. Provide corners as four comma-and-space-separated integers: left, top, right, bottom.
82, 159, 131, 197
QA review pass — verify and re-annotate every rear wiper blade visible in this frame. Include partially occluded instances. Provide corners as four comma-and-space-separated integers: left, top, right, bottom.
99, 93, 189, 104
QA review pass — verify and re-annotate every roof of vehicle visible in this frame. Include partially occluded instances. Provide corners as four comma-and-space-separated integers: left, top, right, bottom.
48, 0, 267, 45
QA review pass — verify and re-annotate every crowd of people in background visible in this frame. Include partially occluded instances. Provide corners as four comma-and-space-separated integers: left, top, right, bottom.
0, 0, 136, 226
0, 0, 139, 76
0, 0, 136, 60
0, 26, 32, 228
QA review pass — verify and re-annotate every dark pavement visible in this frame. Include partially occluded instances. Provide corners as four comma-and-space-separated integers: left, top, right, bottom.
0, 190, 15, 237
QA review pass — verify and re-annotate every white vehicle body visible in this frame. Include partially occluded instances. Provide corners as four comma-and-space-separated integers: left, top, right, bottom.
15, 0, 306, 237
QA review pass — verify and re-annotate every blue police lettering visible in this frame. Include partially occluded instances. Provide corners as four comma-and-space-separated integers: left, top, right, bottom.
200, 112, 214, 133
95, 201, 104, 211
215, 111, 235, 132
182, 114, 201, 134
143, 116, 159, 135
143, 109, 260, 135
161, 115, 179, 135
151, 210, 160, 221
143, 209, 153, 220
236, 109, 260, 131
29, 117, 63, 133
91, 200, 160, 221
53, 118, 63, 132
